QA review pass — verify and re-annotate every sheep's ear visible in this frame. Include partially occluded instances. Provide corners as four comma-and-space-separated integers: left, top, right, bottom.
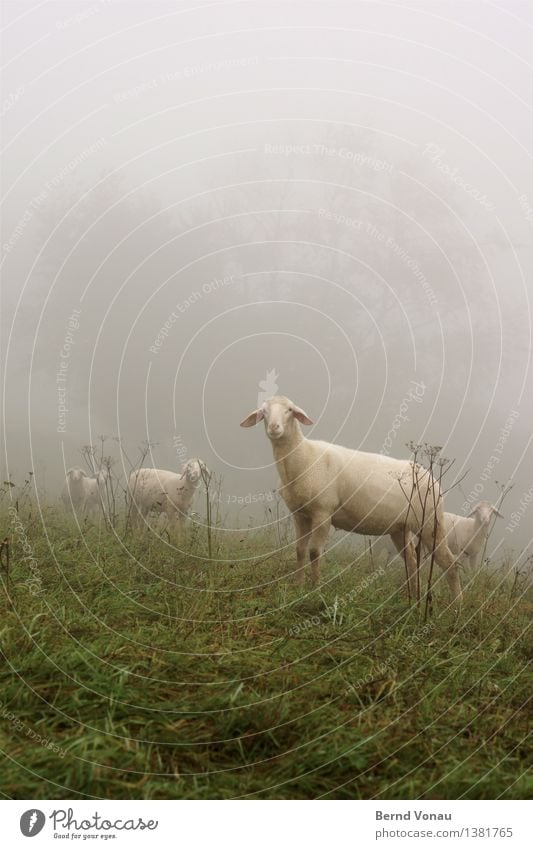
492, 507, 504, 518
240, 409, 264, 427
292, 405, 313, 425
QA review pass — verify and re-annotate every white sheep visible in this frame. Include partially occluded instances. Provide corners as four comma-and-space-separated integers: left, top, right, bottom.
441, 502, 503, 567
377, 501, 504, 573
61, 467, 107, 516
240, 395, 462, 603
127, 458, 207, 530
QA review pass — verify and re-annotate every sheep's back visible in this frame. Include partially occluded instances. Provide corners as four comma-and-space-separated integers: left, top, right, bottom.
305, 444, 441, 534
129, 469, 181, 499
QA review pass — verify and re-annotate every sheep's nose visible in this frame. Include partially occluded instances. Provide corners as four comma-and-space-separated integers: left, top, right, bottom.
270, 423, 281, 433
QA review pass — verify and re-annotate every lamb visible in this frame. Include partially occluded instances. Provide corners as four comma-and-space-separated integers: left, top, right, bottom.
377, 501, 504, 572
441, 502, 503, 567
61, 467, 107, 516
240, 395, 462, 603
127, 458, 207, 530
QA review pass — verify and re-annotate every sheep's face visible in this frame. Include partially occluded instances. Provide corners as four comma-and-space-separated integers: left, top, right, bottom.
240, 396, 313, 440
182, 459, 208, 484
469, 501, 504, 524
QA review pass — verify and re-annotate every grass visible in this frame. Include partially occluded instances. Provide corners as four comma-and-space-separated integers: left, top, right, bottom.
0, 504, 531, 799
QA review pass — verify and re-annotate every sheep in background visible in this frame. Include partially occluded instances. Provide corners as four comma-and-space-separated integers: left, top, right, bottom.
377, 501, 504, 572
61, 467, 107, 516
127, 458, 208, 530
442, 502, 503, 567
241, 395, 462, 603
61, 468, 86, 512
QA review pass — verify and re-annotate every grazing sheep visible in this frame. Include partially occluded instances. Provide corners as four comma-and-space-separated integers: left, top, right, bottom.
240, 395, 462, 603
61, 467, 107, 516
127, 458, 207, 530
441, 502, 503, 567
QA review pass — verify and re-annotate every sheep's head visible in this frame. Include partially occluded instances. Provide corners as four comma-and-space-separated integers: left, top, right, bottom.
240, 395, 313, 440
181, 458, 209, 484
469, 501, 504, 524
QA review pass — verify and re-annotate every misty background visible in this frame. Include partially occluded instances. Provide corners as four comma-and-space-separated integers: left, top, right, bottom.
1, 0, 532, 558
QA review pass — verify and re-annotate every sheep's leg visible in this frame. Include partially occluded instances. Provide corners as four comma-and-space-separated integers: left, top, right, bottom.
391, 530, 418, 601
308, 514, 331, 588
90, 500, 101, 520
424, 526, 463, 607
293, 512, 312, 586
129, 502, 139, 528
131, 503, 147, 531
441, 560, 462, 606
170, 512, 186, 535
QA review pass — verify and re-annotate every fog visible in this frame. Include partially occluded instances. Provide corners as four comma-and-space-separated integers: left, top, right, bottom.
2, 0, 532, 558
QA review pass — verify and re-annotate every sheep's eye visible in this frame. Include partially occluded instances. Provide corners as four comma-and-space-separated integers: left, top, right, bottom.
288, 407, 292, 412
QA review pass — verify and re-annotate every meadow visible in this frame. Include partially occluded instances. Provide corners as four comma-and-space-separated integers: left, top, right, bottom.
0, 497, 531, 800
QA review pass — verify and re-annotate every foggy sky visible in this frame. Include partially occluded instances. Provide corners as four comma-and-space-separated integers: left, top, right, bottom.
2, 0, 532, 558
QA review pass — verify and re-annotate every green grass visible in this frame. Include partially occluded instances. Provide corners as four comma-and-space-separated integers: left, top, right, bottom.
0, 506, 531, 799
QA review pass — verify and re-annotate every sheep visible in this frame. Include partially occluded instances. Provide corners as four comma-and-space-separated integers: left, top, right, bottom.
127, 458, 208, 530
377, 501, 504, 574
61, 467, 107, 516
441, 502, 503, 567
240, 395, 462, 603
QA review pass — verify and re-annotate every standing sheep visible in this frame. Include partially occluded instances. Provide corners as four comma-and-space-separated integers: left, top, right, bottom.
442, 502, 503, 567
240, 395, 462, 603
378, 501, 504, 572
61, 467, 107, 517
128, 458, 208, 530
